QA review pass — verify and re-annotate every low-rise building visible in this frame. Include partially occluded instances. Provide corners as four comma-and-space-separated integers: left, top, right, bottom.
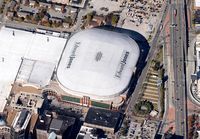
19, 5, 38, 14
195, 0, 200, 9
49, 17, 63, 22
10, 109, 31, 139
84, 108, 123, 133
36, 112, 76, 139
7, 11, 14, 17
71, 0, 81, 4
121, 120, 159, 139
196, 34, 200, 71
191, 34, 200, 99
10, 92, 44, 114
17, 11, 30, 18
29, 0, 35, 7
127, 121, 142, 139
54, 5, 63, 12
39, 2, 51, 9
194, 10, 200, 29
140, 120, 159, 139
0, 116, 9, 138
8, 0, 17, 12
51, 0, 70, 5
86, 15, 106, 28
76, 126, 107, 139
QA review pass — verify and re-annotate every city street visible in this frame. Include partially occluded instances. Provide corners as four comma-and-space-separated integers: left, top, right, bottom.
0, 0, 189, 138
170, 0, 188, 137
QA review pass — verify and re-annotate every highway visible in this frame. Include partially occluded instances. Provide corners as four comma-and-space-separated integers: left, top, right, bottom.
0, 0, 188, 136
170, 0, 188, 137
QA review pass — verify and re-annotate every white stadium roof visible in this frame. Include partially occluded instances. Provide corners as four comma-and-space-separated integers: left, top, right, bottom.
0, 26, 66, 112
57, 28, 140, 100
16, 59, 55, 87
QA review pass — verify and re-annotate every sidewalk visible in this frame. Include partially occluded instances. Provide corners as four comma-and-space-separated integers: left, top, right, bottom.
159, 4, 176, 134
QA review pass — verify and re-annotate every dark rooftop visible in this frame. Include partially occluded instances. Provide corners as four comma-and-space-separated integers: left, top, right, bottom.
194, 10, 200, 23
36, 114, 76, 136
72, 0, 82, 4
36, 116, 52, 131
15, 109, 29, 129
49, 119, 63, 131
76, 134, 84, 139
84, 108, 123, 129
49, 115, 76, 135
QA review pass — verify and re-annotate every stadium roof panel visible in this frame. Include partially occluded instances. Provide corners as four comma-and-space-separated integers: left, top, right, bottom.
0, 26, 67, 112
57, 28, 140, 99
16, 59, 55, 87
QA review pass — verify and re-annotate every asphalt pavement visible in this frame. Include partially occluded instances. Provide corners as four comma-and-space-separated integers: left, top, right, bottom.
170, 0, 188, 137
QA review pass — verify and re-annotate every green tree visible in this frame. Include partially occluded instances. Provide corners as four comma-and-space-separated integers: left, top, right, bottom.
64, 16, 72, 24
34, 13, 40, 22
111, 15, 119, 25
86, 11, 95, 23
134, 100, 154, 115
25, 15, 31, 21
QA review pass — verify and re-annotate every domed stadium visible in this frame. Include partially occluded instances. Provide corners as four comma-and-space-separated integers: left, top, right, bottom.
57, 28, 140, 100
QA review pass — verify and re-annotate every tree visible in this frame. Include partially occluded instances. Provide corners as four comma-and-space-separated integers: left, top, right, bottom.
25, 15, 31, 21
134, 100, 154, 115
61, 5, 66, 13
34, 1, 39, 8
19, 16, 25, 22
43, 21, 51, 27
13, 11, 18, 17
86, 11, 95, 23
64, 16, 72, 24
38, 8, 47, 19
0, 7, 3, 14
111, 14, 119, 25
34, 13, 41, 22
153, 61, 161, 71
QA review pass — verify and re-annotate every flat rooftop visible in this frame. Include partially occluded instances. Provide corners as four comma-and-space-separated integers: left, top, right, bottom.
36, 114, 75, 135
12, 109, 31, 131
84, 107, 123, 129
16, 59, 55, 87
0, 26, 67, 113
10, 92, 44, 113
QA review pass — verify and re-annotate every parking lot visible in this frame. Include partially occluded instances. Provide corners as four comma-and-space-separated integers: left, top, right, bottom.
118, 0, 163, 38
87, 0, 123, 15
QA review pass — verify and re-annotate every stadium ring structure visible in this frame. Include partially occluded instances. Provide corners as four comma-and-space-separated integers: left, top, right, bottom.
56, 28, 140, 101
